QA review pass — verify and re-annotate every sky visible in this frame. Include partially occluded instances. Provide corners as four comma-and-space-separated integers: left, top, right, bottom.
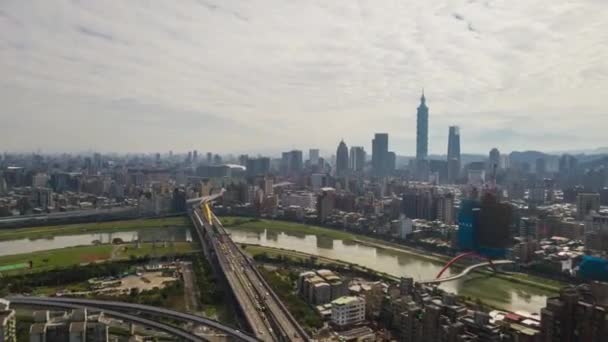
1, 0, 607, 156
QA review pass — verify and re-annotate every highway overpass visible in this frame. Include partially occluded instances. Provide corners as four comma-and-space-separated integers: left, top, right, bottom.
8, 296, 259, 342
191, 202, 308, 342
8, 297, 206, 342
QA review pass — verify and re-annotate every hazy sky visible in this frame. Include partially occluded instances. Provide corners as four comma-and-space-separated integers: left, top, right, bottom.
1, 0, 607, 156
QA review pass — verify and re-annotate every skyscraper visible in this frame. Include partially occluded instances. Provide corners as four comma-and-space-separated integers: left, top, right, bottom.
416, 90, 429, 161
281, 150, 303, 176
576, 192, 600, 220
372, 133, 389, 177
349, 146, 366, 172
336, 140, 349, 177
447, 126, 461, 184
489, 148, 500, 169
309, 149, 320, 166
246, 157, 270, 177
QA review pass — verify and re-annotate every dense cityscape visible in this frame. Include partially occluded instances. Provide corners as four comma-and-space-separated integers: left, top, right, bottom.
2, 0, 608, 341
0, 92, 607, 341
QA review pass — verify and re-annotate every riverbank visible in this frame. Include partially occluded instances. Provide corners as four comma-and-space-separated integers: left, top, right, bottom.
0, 216, 191, 241
243, 244, 399, 281
222, 216, 564, 293
354, 238, 562, 292
241, 243, 558, 312
0, 242, 198, 276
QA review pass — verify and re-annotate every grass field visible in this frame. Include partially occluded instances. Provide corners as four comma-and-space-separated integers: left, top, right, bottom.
0, 216, 191, 241
222, 216, 448, 263
243, 244, 398, 280
0, 242, 198, 276
114, 242, 197, 259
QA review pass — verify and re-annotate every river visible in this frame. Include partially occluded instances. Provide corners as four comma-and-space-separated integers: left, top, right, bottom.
226, 227, 553, 314
0, 226, 192, 257
0, 224, 552, 314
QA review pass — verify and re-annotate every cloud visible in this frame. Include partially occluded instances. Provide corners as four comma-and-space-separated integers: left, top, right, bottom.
0, 0, 607, 155
76, 25, 114, 42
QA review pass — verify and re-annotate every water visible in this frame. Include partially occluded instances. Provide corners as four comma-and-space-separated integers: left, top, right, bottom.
0, 227, 192, 257
227, 228, 552, 314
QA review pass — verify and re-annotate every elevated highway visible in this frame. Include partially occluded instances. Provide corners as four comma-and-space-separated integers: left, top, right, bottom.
8, 296, 259, 342
191, 202, 308, 342
8, 297, 205, 342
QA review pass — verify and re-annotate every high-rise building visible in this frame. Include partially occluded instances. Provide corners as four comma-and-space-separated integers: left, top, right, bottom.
416, 91, 429, 161
584, 212, 608, 252
436, 193, 455, 224
349, 146, 366, 172
478, 193, 512, 251
281, 150, 303, 176
238, 154, 249, 166
336, 140, 349, 177
246, 157, 270, 177
32, 173, 49, 188
309, 149, 320, 166
489, 148, 500, 172
447, 126, 461, 184
577, 192, 600, 220
317, 187, 336, 223
372, 133, 389, 177
429, 160, 448, 184
31, 187, 54, 210
540, 286, 608, 342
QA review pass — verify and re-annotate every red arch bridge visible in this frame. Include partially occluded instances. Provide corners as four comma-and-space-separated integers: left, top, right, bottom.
418, 252, 514, 284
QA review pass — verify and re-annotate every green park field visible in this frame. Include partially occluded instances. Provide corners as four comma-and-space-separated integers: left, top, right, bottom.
0, 216, 190, 241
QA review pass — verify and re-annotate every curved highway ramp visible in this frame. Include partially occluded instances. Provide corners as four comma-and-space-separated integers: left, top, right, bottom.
8, 296, 259, 342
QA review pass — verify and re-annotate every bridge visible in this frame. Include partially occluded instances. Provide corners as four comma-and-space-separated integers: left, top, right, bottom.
186, 190, 225, 206
8, 296, 259, 341
191, 200, 308, 341
9, 297, 205, 341
418, 260, 514, 284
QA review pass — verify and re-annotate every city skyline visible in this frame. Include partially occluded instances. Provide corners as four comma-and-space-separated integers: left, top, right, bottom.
1, 1, 607, 154
2, 2, 608, 341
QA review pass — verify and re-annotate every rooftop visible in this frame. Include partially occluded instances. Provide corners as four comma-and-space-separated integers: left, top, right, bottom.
332, 296, 363, 306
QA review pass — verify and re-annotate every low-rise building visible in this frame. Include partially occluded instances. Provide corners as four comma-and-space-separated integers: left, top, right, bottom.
299, 269, 349, 305
331, 296, 366, 328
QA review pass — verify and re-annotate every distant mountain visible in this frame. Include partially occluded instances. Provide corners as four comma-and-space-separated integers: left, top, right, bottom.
549, 147, 608, 155
508, 151, 549, 165
507, 150, 608, 168
579, 155, 608, 169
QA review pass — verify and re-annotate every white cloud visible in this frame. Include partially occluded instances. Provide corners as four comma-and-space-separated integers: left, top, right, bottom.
0, 0, 607, 155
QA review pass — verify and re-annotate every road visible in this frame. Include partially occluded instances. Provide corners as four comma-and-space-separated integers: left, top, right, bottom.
418, 260, 514, 284
192, 210, 275, 340
8, 296, 259, 342
191, 206, 308, 341
181, 261, 200, 312
8, 297, 205, 342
